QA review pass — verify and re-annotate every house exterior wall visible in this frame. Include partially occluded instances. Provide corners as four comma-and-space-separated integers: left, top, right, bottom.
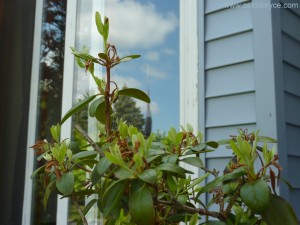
180, 0, 300, 217
202, 0, 258, 189
278, 0, 300, 216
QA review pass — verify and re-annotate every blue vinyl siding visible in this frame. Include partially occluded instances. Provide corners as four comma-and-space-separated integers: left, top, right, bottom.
205, 0, 250, 14
279, 3, 300, 217
205, 31, 254, 69
201, 1, 257, 212
206, 62, 255, 98
206, 93, 256, 128
196, 0, 300, 218
205, 4, 252, 41
286, 124, 300, 156
202, 0, 255, 167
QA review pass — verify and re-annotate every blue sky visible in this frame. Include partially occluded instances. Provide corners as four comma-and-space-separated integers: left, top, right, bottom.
106, 0, 179, 132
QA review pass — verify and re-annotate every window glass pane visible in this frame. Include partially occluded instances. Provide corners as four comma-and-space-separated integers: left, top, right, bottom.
67, 1, 102, 224
106, 0, 179, 134
67, 0, 179, 223
31, 0, 67, 224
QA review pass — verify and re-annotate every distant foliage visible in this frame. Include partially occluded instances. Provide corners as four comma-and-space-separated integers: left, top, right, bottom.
112, 94, 145, 131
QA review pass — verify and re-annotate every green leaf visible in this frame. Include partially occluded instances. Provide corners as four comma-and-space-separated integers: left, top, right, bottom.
240, 179, 270, 214
262, 194, 298, 225
119, 54, 141, 63
73, 159, 98, 169
103, 16, 109, 42
91, 166, 101, 185
83, 199, 97, 215
189, 213, 199, 225
91, 74, 103, 89
98, 52, 108, 61
162, 154, 178, 164
199, 167, 246, 194
181, 157, 203, 167
72, 151, 98, 160
118, 88, 150, 103
75, 55, 86, 68
88, 62, 94, 75
129, 185, 155, 225
205, 141, 219, 148
74, 189, 95, 198
94, 101, 112, 124
168, 174, 179, 194
187, 173, 209, 191
56, 172, 74, 196
96, 157, 112, 175
72, 50, 97, 62
232, 205, 244, 224
104, 151, 120, 165
191, 143, 206, 151
102, 180, 128, 218
200, 221, 227, 225
89, 97, 105, 117
156, 162, 186, 178
95, 11, 104, 35
138, 169, 157, 184
218, 139, 231, 145
50, 124, 60, 143
115, 168, 135, 180
44, 179, 56, 209
198, 176, 222, 195
51, 143, 67, 165
257, 136, 277, 143
60, 94, 98, 125
31, 165, 46, 179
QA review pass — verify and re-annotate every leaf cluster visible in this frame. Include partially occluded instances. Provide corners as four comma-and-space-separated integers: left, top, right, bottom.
31, 12, 298, 225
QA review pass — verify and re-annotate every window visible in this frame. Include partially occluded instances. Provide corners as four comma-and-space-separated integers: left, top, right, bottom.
24, 0, 179, 224
23, 0, 67, 224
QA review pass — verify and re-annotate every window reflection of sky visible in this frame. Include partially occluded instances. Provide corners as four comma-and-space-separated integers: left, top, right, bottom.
75, 0, 179, 132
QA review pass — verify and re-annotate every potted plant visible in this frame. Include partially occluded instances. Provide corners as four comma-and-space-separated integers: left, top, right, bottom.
31, 12, 298, 225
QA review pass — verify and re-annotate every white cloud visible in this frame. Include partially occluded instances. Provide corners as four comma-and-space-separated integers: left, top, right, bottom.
141, 64, 167, 79
136, 100, 159, 115
145, 51, 160, 61
161, 48, 177, 56
111, 74, 142, 89
106, 0, 178, 49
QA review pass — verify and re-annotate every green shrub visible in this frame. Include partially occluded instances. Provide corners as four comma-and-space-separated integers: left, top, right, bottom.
31, 12, 298, 225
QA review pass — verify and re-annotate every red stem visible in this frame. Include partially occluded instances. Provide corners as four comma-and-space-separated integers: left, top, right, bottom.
105, 66, 111, 135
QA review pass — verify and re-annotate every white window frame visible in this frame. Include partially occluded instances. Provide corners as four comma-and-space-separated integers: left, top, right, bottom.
22, 0, 44, 224
179, 0, 201, 178
56, 0, 78, 223
23, 0, 105, 224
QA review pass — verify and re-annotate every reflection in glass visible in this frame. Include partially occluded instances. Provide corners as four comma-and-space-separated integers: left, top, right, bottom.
106, 0, 179, 133
67, 0, 179, 223
31, 0, 67, 224
67, 1, 97, 224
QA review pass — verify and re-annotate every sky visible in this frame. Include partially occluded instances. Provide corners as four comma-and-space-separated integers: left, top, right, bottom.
74, 0, 179, 133
105, 0, 180, 132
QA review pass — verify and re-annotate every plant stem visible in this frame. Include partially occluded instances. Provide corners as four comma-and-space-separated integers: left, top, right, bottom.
156, 199, 225, 221
224, 182, 243, 217
105, 66, 111, 135
74, 124, 105, 157
72, 193, 88, 225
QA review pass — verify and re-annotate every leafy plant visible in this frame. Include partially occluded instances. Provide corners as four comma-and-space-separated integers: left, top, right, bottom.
31, 12, 298, 225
